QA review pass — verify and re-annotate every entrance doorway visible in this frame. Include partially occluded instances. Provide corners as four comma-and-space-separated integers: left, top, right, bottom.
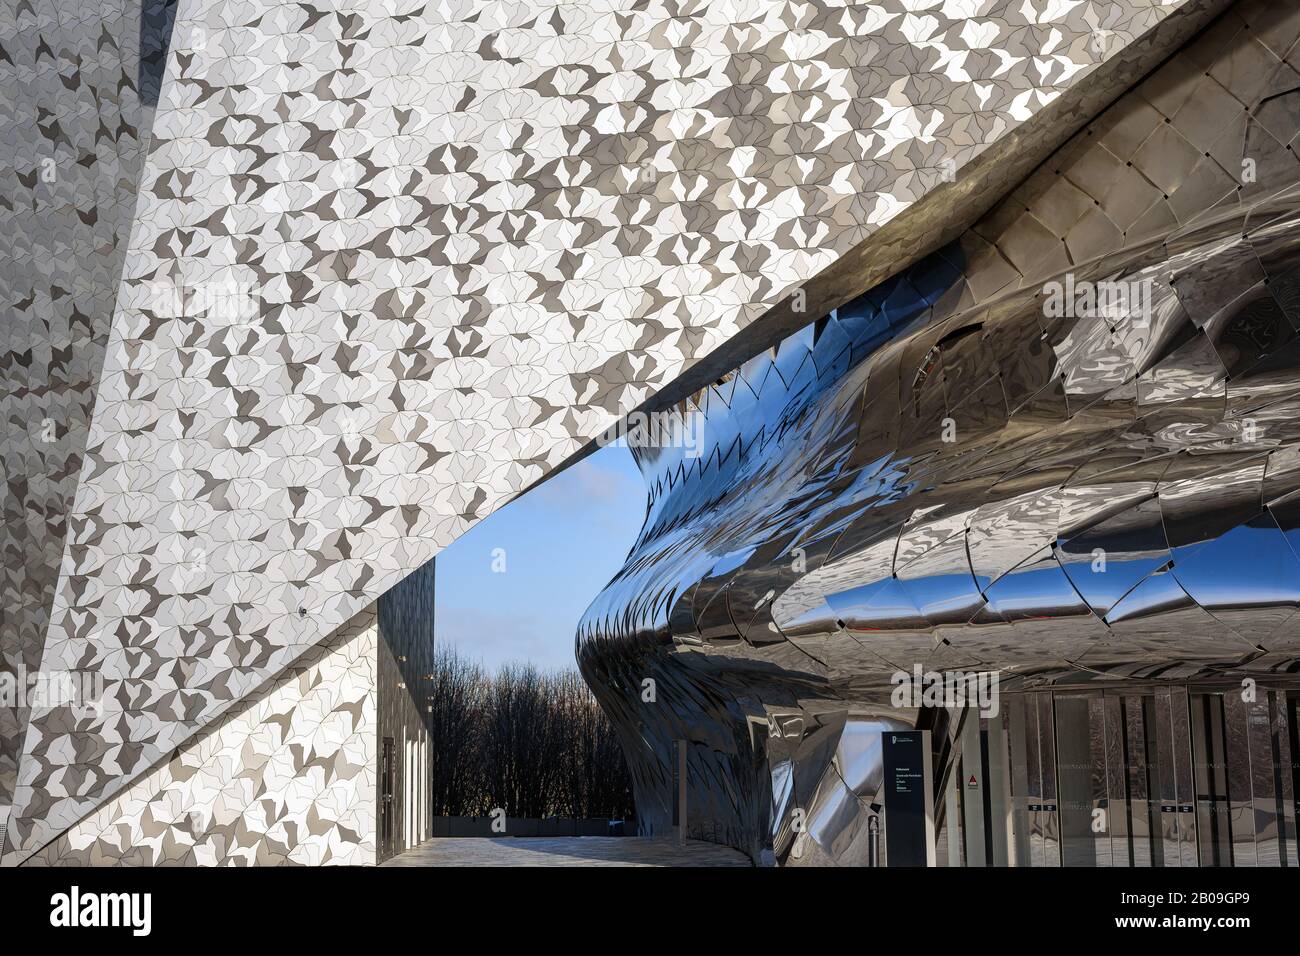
381, 736, 395, 858
939, 683, 1300, 866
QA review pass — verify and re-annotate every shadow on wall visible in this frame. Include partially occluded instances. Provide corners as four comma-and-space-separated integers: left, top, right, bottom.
139, 0, 179, 108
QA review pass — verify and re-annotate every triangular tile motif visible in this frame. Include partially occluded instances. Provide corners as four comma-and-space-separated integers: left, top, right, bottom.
1, 0, 180, 827
23, 607, 378, 867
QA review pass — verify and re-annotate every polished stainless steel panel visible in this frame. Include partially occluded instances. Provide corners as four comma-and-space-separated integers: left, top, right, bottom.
986, 714, 1013, 867
1037, 693, 1061, 867
1102, 695, 1129, 867
1124, 695, 1153, 867
1272, 691, 1299, 866
1248, 697, 1279, 868
1152, 689, 1184, 866
1192, 694, 1233, 866
1055, 696, 1098, 867
1171, 688, 1200, 867
1223, 692, 1259, 866
1247, 695, 1281, 866
1008, 696, 1033, 868
577, 1, 1300, 864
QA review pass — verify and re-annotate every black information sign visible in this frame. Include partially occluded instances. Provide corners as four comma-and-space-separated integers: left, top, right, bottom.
882, 730, 933, 867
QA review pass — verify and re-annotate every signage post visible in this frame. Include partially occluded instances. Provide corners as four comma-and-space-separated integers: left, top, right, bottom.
881, 729, 936, 866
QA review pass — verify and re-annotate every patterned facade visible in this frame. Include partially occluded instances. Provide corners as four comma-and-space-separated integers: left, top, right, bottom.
2, 0, 1227, 865
579, 0, 1300, 864
1, 0, 178, 834
26, 607, 377, 866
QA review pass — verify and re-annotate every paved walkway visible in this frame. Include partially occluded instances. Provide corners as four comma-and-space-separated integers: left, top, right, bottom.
381, 836, 752, 867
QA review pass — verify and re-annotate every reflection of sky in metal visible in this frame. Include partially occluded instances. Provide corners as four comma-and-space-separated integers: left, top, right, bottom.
573, 3, 1300, 865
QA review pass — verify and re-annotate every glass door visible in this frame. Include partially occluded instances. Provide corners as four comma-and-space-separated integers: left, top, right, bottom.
381, 736, 395, 857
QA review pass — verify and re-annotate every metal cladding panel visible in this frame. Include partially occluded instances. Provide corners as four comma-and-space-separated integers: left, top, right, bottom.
577, 0, 1300, 864
22, 606, 378, 867
2, 0, 1207, 862
1, 0, 177, 818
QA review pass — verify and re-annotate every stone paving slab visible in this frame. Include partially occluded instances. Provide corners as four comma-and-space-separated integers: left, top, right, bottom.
381, 837, 751, 867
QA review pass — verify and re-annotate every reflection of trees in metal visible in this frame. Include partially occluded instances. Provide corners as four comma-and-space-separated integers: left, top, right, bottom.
579, 5, 1300, 865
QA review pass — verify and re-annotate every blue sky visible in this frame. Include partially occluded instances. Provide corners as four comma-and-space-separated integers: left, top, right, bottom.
434, 443, 645, 672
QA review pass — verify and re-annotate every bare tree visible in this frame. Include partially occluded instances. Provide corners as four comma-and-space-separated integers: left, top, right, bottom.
426, 648, 634, 819
426, 647, 488, 816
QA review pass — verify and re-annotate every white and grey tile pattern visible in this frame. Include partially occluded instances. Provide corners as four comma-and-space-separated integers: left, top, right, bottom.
4, 0, 1207, 862
1, 0, 172, 816
24, 607, 377, 866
